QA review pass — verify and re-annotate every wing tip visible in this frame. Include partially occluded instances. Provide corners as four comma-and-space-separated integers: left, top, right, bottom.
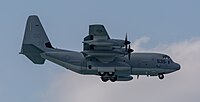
89, 24, 104, 27
29, 15, 38, 17
27, 15, 39, 20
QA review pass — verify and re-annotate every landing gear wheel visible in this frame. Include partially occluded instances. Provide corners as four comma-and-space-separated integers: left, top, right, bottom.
107, 72, 115, 76
110, 76, 117, 82
101, 77, 109, 82
98, 72, 106, 76
158, 74, 164, 80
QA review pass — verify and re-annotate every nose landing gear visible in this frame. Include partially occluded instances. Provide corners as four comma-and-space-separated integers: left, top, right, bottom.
158, 74, 164, 80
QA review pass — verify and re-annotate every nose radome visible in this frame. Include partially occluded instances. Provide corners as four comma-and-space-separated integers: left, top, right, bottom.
175, 63, 181, 70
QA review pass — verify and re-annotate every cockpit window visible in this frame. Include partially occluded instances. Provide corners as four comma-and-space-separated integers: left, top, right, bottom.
163, 55, 170, 59
163, 55, 173, 63
157, 55, 174, 64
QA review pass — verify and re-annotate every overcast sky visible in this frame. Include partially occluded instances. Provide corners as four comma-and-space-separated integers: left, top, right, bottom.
0, 0, 200, 102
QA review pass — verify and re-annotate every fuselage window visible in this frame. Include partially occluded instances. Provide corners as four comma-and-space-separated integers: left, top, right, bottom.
88, 65, 92, 69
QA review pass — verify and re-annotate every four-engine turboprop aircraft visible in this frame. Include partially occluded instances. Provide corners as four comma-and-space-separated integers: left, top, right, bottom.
20, 15, 180, 82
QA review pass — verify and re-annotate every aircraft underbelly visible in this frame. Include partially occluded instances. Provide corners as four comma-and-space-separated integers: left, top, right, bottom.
131, 67, 175, 75
81, 61, 131, 75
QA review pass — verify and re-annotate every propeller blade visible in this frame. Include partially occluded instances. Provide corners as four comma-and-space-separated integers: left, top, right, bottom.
125, 33, 128, 51
128, 52, 131, 60
128, 45, 131, 60
124, 33, 130, 51
125, 33, 127, 42
128, 44, 134, 60
124, 34, 130, 45
125, 45, 127, 51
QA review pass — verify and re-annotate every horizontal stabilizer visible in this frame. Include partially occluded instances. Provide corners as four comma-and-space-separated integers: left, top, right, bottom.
21, 44, 45, 64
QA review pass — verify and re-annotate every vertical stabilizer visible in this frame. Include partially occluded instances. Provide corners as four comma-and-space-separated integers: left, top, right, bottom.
20, 15, 53, 64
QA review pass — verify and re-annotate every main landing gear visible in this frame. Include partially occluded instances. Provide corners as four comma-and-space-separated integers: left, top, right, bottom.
101, 76, 117, 82
99, 72, 117, 82
101, 77, 109, 82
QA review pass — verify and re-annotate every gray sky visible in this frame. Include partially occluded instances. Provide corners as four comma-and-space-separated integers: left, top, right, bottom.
0, 0, 200, 102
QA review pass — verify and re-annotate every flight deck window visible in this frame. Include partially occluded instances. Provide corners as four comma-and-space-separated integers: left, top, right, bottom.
157, 59, 166, 64
163, 55, 170, 59
163, 55, 174, 63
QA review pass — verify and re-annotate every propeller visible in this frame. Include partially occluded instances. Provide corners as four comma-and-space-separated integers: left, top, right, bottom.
128, 44, 133, 60
124, 33, 133, 60
124, 33, 130, 51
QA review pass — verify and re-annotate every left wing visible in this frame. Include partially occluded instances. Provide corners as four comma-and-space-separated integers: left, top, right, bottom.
82, 24, 128, 62
89, 24, 110, 40
83, 24, 111, 51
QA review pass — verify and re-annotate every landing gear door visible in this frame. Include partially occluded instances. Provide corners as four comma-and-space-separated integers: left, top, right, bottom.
98, 67, 115, 73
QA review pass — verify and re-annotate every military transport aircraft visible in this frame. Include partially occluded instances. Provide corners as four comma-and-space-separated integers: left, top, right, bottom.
20, 15, 180, 82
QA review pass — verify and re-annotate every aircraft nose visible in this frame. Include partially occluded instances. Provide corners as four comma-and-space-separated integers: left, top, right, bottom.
174, 63, 181, 71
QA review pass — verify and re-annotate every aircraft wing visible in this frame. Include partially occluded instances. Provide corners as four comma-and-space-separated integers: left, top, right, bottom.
82, 24, 127, 62
83, 24, 111, 51
89, 24, 110, 40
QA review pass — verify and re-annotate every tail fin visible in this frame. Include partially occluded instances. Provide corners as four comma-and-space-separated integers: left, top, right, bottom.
20, 15, 54, 64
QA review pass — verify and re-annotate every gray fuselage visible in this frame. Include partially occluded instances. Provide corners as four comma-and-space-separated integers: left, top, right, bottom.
41, 49, 180, 78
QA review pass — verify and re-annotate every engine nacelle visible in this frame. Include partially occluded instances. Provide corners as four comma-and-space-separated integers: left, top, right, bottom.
116, 76, 133, 81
